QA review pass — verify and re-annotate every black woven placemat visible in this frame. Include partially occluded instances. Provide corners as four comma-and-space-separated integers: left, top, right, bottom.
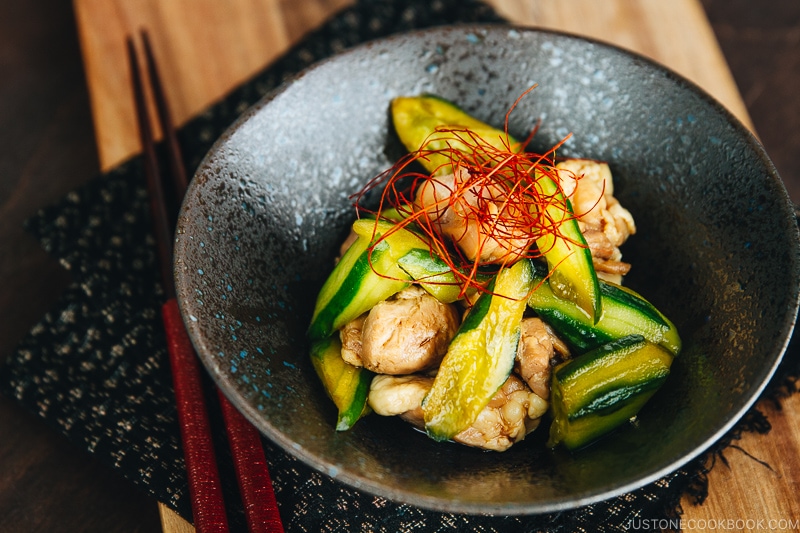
2, 0, 798, 531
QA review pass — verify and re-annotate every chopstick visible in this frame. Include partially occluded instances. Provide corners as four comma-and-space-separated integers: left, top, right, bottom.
127, 30, 284, 533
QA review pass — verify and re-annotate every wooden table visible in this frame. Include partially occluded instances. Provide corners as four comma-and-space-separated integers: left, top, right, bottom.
1, 0, 797, 531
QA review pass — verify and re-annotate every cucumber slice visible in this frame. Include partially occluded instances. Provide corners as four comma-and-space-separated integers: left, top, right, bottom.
527, 261, 681, 355
310, 337, 373, 430
532, 169, 601, 322
391, 95, 513, 175
547, 334, 673, 450
422, 258, 533, 441
397, 248, 492, 303
308, 219, 427, 341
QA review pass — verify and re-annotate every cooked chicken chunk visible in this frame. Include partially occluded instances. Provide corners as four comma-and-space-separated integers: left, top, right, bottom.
454, 375, 548, 451
413, 168, 534, 264
368, 374, 432, 417
556, 159, 636, 283
515, 317, 567, 400
346, 286, 460, 375
369, 373, 548, 452
339, 313, 367, 367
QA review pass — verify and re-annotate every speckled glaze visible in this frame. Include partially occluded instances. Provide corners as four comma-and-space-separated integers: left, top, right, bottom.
174, 26, 800, 514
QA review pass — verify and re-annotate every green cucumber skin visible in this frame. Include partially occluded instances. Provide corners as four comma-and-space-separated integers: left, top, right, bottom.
534, 307, 614, 351
458, 291, 492, 333
307, 239, 392, 342
422, 259, 532, 441
397, 248, 453, 278
336, 369, 374, 431
555, 392, 655, 450
600, 283, 668, 326
554, 334, 648, 383
569, 373, 668, 419
548, 334, 673, 449
396, 248, 463, 303
397, 248, 495, 303
309, 219, 428, 343
391, 94, 513, 175
528, 263, 681, 355
309, 337, 373, 431
535, 191, 602, 324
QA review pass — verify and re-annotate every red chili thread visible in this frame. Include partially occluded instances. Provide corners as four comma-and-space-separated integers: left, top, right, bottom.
351, 90, 590, 301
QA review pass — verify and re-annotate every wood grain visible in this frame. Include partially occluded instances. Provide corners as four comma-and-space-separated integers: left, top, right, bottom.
73, 0, 353, 171
71, 0, 799, 530
491, 0, 753, 131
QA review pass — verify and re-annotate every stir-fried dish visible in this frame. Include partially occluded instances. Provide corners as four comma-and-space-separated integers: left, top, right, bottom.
307, 92, 681, 451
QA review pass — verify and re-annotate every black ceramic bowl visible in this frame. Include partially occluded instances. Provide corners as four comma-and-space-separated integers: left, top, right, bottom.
174, 25, 800, 514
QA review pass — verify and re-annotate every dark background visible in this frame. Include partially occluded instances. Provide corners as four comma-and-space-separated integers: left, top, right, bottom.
0, 0, 797, 531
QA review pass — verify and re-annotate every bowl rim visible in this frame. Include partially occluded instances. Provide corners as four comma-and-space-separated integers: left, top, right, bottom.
174, 23, 800, 514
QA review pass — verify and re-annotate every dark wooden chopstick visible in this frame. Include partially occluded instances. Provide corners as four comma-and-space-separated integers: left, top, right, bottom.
139, 33, 188, 201
127, 32, 229, 533
127, 30, 284, 533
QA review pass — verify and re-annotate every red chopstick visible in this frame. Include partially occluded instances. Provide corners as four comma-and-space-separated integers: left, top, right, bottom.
127, 30, 284, 533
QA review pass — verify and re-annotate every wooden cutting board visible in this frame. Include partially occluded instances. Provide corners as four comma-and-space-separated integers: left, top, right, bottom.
72, 0, 799, 531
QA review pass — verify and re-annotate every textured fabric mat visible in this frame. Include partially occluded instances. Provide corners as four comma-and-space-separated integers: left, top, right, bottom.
2, 0, 798, 531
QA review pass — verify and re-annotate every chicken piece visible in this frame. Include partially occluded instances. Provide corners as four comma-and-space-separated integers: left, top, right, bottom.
359, 286, 460, 375
454, 375, 548, 451
413, 168, 534, 264
368, 374, 432, 417
545, 321, 571, 359
556, 159, 636, 283
368, 373, 548, 452
339, 313, 367, 366
515, 317, 566, 399
556, 159, 636, 244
